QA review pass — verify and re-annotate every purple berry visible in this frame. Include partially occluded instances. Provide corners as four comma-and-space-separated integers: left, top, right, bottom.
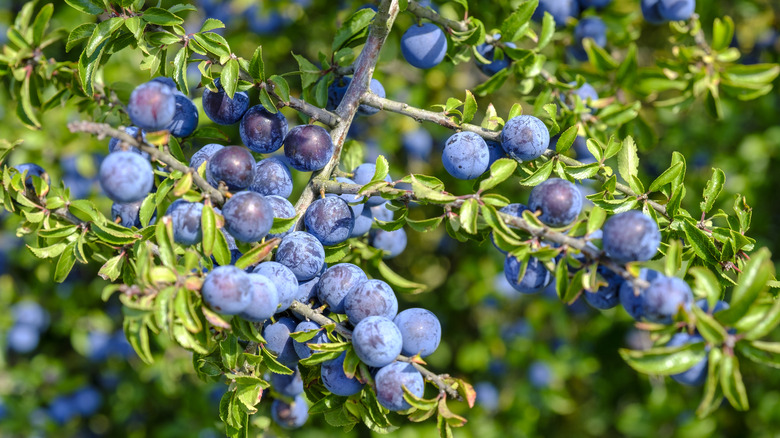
265, 195, 296, 239
208, 146, 256, 191
304, 196, 355, 246
345, 279, 398, 324
202, 78, 249, 125
504, 256, 551, 293
189, 143, 224, 170
374, 361, 424, 411
283, 125, 334, 172
501, 115, 550, 162
222, 191, 273, 243
317, 263, 367, 313
252, 261, 299, 312
98, 151, 154, 203
442, 131, 490, 180
352, 316, 403, 368
292, 321, 328, 360
240, 105, 289, 153
275, 232, 325, 281
201, 265, 252, 315
393, 308, 441, 357
400, 23, 448, 69
271, 395, 308, 429
239, 273, 279, 322
165, 200, 204, 246
249, 157, 293, 198
602, 210, 661, 262
127, 81, 176, 131
528, 179, 583, 227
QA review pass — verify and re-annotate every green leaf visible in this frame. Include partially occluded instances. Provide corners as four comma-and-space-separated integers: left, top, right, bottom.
711, 17, 735, 52
332, 8, 375, 51
463, 90, 477, 124
269, 75, 290, 101
744, 298, 780, 340
86, 17, 123, 57
234, 239, 279, 271
142, 7, 184, 26
459, 198, 479, 235
720, 355, 749, 411
648, 162, 683, 193
479, 158, 517, 192
738, 341, 780, 369
500, 0, 538, 42
67, 22, 96, 52
619, 342, 708, 375
689, 267, 721, 312
31, 3, 53, 46
54, 242, 77, 283
681, 221, 720, 266
700, 168, 725, 214
201, 203, 216, 257
377, 260, 426, 294
586, 206, 606, 235
696, 348, 723, 418
554, 125, 578, 154
370, 155, 389, 182
405, 216, 443, 233
98, 253, 124, 282
298, 349, 343, 366
716, 248, 773, 325
155, 217, 176, 268
64, 0, 103, 15
200, 18, 225, 33
519, 159, 554, 186
691, 305, 728, 344
617, 136, 638, 184
221, 58, 239, 99
20, 73, 41, 129
248, 46, 264, 82
538, 12, 555, 50
260, 347, 294, 374
292, 53, 321, 89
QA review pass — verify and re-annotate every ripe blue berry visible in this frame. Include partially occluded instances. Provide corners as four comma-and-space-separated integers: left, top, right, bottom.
571, 17, 607, 61
222, 191, 273, 243
501, 115, 550, 162
270, 367, 304, 397
352, 163, 392, 206
583, 266, 624, 310
99, 151, 154, 203
112, 200, 146, 228
189, 143, 224, 171
393, 308, 441, 357
252, 262, 299, 312
207, 146, 256, 191
475, 35, 517, 76
619, 269, 661, 320
265, 195, 296, 239
400, 23, 448, 69
641, 0, 666, 24
374, 361, 424, 411
402, 127, 434, 160
352, 316, 403, 368
165, 200, 204, 246
202, 265, 252, 315
504, 255, 552, 293
202, 78, 249, 125
284, 125, 334, 172
249, 157, 293, 198
345, 279, 398, 324
329, 176, 364, 218
442, 131, 490, 180
239, 273, 279, 322
528, 178, 583, 227
658, 0, 695, 22
533, 0, 580, 27
602, 210, 661, 262
369, 228, 407, 258
579, 0, 612, 8
327, 77, 386, 115
304, 196, 355, 246
321, 351, 365, 396
318, 263, 367, 313
127, 81, 176, 131
271, 395, 308, 429
292, 321, 328, 360
276, 231, 326, 281
666, 333, 707, 385
239, 105, 289, 153
263, 317, 299, 368
108, 126, 150, 159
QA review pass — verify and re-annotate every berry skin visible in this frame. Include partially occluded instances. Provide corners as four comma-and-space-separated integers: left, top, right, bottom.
271, 395, 308, 429
474, 382, 500, 412
442, 131, 490, 180
696, 298, 730, 314
238, 273, 279, 322
501, 115, 550, 162
318, 263, 368, 313
304, 196, 355, 246
400, 23, 448, 69
571, 82, 599, 105
239, 105, 289, 153
265, 195, 296, 239
201, 265, 252, 315
528, 178, 583, 227
492, 204, 528, 253
263, 317, 299, 368
528, 361, 553, 388
252, 261, 299, 312
328, 177, 364, 219
165, 200, 204, 246
327, 77, 386, 116
189, 143, 224, 171
393, 308, 441, 358
207, 146, 256, 191
127, 81, 176, 131
112, 200, 147, 228
345, 279, 398, 324
202, 78, 250, 125
352, 316, 403, 368
475, 35, 517, 76
504, 255, 552, 293
321, 351, 365, 396
658, 0, 695, 22
283, 125, 334, 172
641, 276, 694, 324
275, 231, 326, 281
7, 324, 39, 353
533, 0, 580, 27
108, 126, 150, 159
295, 276, 320, 304
602, 210, 661, 262
99, 151, 154, 203
402, 127, 434, 160
583, 266, 624, 310
222, 191, 274, 243
369, 228, 407, 259
571, 17, 608, 61
270, 367, 304, 397
578, 0, 612, 8
641, 0, 666, 24
167, 92, 199, 138
352, 163, 392, 206
350, 208, 374, 237
249, 157, 293, 198
292, 321, 329, 360
619, 268, 661, 320
486, 140, 507, 166
151, 76, 177, 88
374, 361, 425, 411
666, 333, 708, 385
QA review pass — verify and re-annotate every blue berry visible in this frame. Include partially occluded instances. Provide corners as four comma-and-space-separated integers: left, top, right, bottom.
666, 333, 707, 385
304, 196, 355, 246
474, 382, 500, 411
265, 195, 296, 239
400, 23, 448, 69
486, 140, 507, 166
127, 81, 176, 131
374, 361, 424, 411
475, 35, 517, 76
249, 157, 293, 198
151, 76, 176, 88
270, 367, 304, 397
327, 77, 386, 116
578, 0, 612, 8
284, 125, 334, 172
329, 176, 364, 218
641, 0, 666, 24
207, 146, 256, 191
345, 279, 398, 324
402, 127, 434, 160
696, 298, 729, 314
99, 151, 154, 203
318, 263, 367, 313
369, 228, 407, 258
72, 386, 103, 416
222, 191, 273, 243
108, 126, 150, 159
12, 301, 49, 332
263, 317, 299, 368
166, 92, 199, 138
292, 321, 328, 360
352, 316, 403, 368
393, 308, 441, 358
271, 395, 308, 429
321, 351, 365, 396
350, 208, 374, 237
658, 0, 695, 22
239, 273, 279, 322
442, 131, 490, 180
202, 78, 249, 125
571, 17, 607, 61
252, 261, 299, 312
112, 200, 147, 228
504, 256, 551, 293
295, 276, 320, 304
352, 163, 392, 206
501, 115, 550, 162
189, 143, 223, 170
528, 179, 583, 227
528, 361, 553, 388
276, 231, 325, 281
533, 0, 580, 27
641, 276, 693, 324
602, 210, 661, 262
583, 266, 624, 309
7, 324, 39, 353
240, 105, 289, 153
165, 200, 204, 245
201, 265, 252, 315
619, 269, 661, 320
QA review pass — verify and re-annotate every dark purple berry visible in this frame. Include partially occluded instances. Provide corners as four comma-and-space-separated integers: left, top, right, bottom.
207, 146, 256, 191
222, 191, 273, 243
283, 125, 334, 172
239, 105, 289, 153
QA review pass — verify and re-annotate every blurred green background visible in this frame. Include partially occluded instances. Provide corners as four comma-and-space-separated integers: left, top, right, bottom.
0, 0, 779, 436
